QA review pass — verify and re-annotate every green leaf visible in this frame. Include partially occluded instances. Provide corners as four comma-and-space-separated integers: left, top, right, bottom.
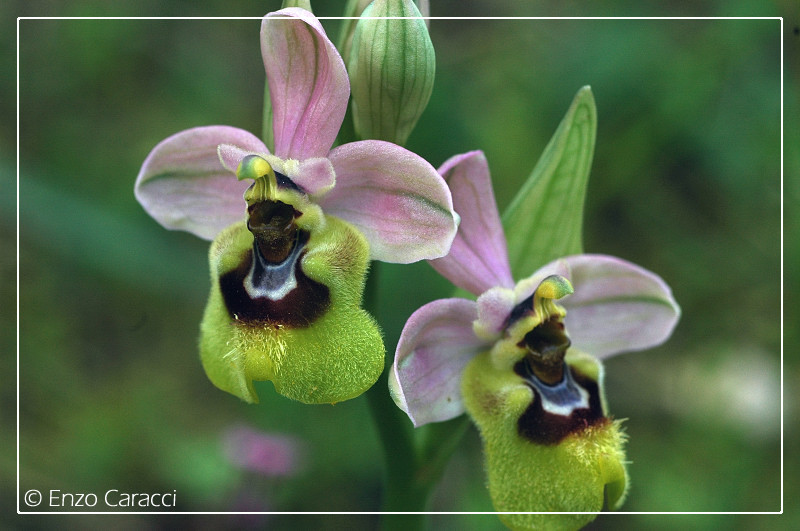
502, 86, 597, 278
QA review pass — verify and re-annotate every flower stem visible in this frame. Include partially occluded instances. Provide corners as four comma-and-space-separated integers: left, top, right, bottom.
365, 375, 471, 528
364, 261, 428, 526
363, 263, 471, 529
365, 373, 430, 528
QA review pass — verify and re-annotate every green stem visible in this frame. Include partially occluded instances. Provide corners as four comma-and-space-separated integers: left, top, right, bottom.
417, 415, 471, 487
363, 263, 472, 529
364, 262, 430, 528
365, 377, 471, 528
366, 375, 430, 529
348, 93, 468, 527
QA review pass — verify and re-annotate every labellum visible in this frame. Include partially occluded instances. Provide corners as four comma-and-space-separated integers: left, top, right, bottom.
199, 156, 385, 404
462, 275, 628, 530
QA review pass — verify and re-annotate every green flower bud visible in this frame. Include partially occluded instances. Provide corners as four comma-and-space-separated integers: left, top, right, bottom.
338, 0, 374, 64
462, 348, 628, 531
199, 157, 385, 404
348, 0, 435, 145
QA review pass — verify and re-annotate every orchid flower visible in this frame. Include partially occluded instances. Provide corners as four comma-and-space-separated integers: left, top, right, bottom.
390, 150, 680, 527
134, 8, 457, 405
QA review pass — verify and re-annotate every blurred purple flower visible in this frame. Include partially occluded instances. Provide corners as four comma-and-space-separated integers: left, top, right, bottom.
222, 424, 304, 477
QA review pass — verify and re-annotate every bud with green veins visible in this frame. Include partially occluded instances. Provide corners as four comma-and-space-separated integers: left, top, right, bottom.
339, 0, 430, 68
200, 155, 384, 404
347, 0, 435, 145
338, 0, 374, 63
462, 275, 627, 531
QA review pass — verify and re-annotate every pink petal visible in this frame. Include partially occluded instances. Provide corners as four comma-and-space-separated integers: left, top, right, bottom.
560, 254, 681, 358
473, 287, 517, 340
390, 298, 488, 426
324, 140, 458, 263
135, 126, 267, 240
262, 8, 349, 160
429, 151, 514, 295
292, 157, 336, 197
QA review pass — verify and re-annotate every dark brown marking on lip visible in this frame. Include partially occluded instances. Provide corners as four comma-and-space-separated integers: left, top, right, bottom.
514, 362, 606, 446
218, 231, 330, 328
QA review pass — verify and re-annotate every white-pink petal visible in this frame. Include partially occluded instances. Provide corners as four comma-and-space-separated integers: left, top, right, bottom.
291, 157, 336, 197
262, 8, 349, 160
218, 148, 334, 197
390, 298, 488, 427
135, 126, 267, 240
560, 254, 681, 358
473, 286, 517, 341
324, 140, 458, 263
429, 151, 514, 296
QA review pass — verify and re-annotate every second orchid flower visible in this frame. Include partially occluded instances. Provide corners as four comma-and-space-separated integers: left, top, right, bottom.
391, 88, 680, 529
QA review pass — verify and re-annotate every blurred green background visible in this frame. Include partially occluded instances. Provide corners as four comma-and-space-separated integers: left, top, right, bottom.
6, 0, 794, 529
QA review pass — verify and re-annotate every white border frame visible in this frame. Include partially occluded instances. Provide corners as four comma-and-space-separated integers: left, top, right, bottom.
16, 14, 784, 518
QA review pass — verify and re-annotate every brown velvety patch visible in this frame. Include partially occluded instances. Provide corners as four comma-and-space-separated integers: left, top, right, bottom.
514, 365, 606, 446
218, 242, 330, 329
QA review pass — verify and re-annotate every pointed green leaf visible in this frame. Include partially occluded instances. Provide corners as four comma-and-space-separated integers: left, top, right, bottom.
502, 86, 597, 278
